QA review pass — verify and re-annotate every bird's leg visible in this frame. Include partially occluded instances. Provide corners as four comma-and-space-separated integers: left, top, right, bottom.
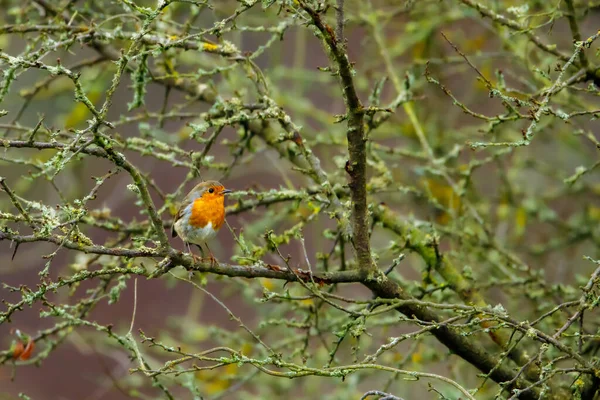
204, 242, 218, 267
185, 241, 200, 263
193, 244, 217, 266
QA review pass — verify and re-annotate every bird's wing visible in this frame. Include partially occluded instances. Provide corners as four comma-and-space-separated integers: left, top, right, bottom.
172, 192, 196, 238
171, 208, 182, 238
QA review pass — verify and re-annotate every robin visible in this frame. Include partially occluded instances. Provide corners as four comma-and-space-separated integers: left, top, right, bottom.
172, 180, 231, 264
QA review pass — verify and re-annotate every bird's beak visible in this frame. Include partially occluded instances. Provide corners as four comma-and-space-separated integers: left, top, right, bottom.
221, 189, 232, 194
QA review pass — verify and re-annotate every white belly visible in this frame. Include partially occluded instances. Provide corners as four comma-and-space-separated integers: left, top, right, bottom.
174, 204, 218, 244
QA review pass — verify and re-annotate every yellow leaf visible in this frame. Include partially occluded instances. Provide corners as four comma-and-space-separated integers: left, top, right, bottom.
64, 90, 102, 128
240, 343, 253, 355
162, 57, 178, 76
412, 41, 426, 59
464, 35, 487, 53
260, 278, 274, 291
178, 125, 192, 140
202, 43, 219, 52
436, 212, 451, 225
588, 206, 600, 221
514, 207, 527, 237
196, 363, 239, 394
411, 345, 423, 364
473, 61, 493, 91
422, 178, 461, 224
299, 298, 314, 308
64, 103, 91, 128
400, 121, 417, 138
188, 326, 209, 342
32, 149, 57, 163
496, 203, 510, 220
0, 34, 10, 49
204, 379, 230, 394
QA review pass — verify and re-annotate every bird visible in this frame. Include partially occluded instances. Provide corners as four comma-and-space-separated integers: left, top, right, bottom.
172, 180, 231, 264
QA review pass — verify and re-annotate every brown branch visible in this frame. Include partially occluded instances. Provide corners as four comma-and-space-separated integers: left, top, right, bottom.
0, 222, 545, 398
0, 177, 38, 231
2, 139, 108, 157
564, 0, 588, 68
335, 0, 345, 44
2, 3, 580, 397
248, 5, 543, 395
362, 277, 541, 399
299, 2, 373, 274
2, 135, 544, 396
0, 231, 360, 284
371, 203, 543, 378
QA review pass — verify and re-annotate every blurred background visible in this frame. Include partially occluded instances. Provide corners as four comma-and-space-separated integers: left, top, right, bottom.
1, 0, 600, 399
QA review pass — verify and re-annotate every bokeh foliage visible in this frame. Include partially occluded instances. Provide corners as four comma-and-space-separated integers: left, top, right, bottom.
1, 0, 600, 399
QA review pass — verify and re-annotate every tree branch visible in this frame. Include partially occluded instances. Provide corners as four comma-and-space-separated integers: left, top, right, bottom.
0, 231, 360, 284
299, 2, 373, 274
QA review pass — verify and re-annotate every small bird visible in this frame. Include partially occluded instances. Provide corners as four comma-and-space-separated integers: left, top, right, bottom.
172, 180, 231, 264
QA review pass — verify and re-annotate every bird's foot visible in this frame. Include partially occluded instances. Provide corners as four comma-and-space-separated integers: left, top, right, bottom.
189, 252, 201, 264
204, 255, 218, 267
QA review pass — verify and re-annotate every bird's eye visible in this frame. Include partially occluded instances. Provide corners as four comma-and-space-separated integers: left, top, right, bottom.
208, 188, 214, 194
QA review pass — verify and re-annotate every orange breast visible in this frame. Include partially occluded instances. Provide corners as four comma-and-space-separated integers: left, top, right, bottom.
190, 196, 225, 229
